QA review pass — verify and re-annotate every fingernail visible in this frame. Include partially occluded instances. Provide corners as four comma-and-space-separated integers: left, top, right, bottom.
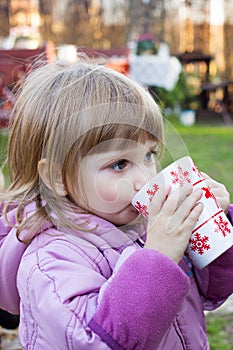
194, 188, 202, 197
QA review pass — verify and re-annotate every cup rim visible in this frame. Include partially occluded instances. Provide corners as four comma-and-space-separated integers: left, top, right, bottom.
132, 155, 194, 204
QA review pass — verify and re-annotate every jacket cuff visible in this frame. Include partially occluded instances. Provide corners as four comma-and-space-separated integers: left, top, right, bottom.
89, 249, 189, 350
227, 204, 233, 225
194, 243, 233, 309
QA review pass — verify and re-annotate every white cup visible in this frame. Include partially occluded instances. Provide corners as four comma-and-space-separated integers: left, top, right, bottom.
132, 156, 233, 269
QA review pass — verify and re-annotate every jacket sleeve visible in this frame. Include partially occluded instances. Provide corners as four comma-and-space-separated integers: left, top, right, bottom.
193, 204, 233, 310
18, 236, 189, 350
89, 249, 190, 350
18, 237, 112, 350
0, 207, 26, 314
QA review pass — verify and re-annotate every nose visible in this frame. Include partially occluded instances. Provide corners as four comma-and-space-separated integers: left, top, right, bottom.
133, 166, 150, 192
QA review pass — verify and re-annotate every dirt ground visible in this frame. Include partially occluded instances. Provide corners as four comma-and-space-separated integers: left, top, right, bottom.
0, 329, 22, 350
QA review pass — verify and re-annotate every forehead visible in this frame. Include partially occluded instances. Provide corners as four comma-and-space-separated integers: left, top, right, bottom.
84, 139, 158, 164
85, 126, 158, 154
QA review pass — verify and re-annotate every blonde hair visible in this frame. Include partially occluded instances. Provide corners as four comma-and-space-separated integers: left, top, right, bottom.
0, 169, 5, 190
3, 59, 164, 241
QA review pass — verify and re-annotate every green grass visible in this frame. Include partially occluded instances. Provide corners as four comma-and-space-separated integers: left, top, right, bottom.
0, 130, 9, 182
161, 117, 233, 202
206, 313, 233, 350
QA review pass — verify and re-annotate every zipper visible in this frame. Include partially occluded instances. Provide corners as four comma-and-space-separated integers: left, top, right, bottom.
136, 237, 145, 247
173, 318, 186, 349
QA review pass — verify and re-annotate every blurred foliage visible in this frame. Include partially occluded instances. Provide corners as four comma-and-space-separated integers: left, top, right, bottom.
161, 116, 233, 202
0, 131, 9, 182
206, 313, 233, 350
153, 71, 201, 112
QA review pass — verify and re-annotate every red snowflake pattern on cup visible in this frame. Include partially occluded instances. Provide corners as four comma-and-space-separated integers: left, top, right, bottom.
134, 201, 149, 218
189, 232, 211, 255
146, 184, 159, 202
214, 215, 231, 237
170, 166, 191, 186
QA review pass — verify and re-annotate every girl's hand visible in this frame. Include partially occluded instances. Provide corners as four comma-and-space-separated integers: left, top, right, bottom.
145, 184, 203, 263
201, 172, 230, 213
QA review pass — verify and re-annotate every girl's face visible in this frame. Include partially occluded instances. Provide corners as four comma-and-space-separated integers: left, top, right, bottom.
70, 139, 158, 226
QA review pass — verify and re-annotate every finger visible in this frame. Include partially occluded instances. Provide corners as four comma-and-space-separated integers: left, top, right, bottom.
167, 189, 203, 232
176, 187, 202, 219
201, 171, 210, 179
161, 183, 194, 215
149, 185, 171, 216
183, 202, 203, 231
148, 186, 193, 233
201, 172, 224, 189
170, 203, 204, 242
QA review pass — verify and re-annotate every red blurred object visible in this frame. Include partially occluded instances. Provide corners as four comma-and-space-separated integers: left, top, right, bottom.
106, 59, 129, 76
0, 42, 55, 128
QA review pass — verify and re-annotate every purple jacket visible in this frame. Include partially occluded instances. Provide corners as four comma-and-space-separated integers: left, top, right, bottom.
1, 204, 233, 350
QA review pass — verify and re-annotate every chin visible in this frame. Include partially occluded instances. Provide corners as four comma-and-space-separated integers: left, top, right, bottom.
114, 211, 140, 227
95, 206, 140, 226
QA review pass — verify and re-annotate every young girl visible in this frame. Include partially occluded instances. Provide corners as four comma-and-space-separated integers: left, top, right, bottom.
0, 60, 233, 350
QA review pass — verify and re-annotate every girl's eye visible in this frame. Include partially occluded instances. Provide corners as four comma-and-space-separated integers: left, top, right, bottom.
144, 151, 156, 162
144, 151, 152, 161
109, 160, 128, 172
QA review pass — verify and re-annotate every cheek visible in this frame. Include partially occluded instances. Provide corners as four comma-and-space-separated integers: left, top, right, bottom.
96, 178, 118, 202
77, 173, 119, 206
95, 175, 134, 204
95, 176, 119, 203
77, 169, 135, 214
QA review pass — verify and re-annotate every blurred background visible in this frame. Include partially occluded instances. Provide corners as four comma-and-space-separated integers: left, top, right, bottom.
0, 3, 233, 349
1, 0, 233, 128
0, 0, 232, 79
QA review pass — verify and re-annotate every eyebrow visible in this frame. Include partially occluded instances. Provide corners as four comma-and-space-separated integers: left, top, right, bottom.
96, 141, 158, 160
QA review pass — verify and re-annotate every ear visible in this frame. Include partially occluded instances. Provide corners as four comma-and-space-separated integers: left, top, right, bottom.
38, 159, 67, 196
